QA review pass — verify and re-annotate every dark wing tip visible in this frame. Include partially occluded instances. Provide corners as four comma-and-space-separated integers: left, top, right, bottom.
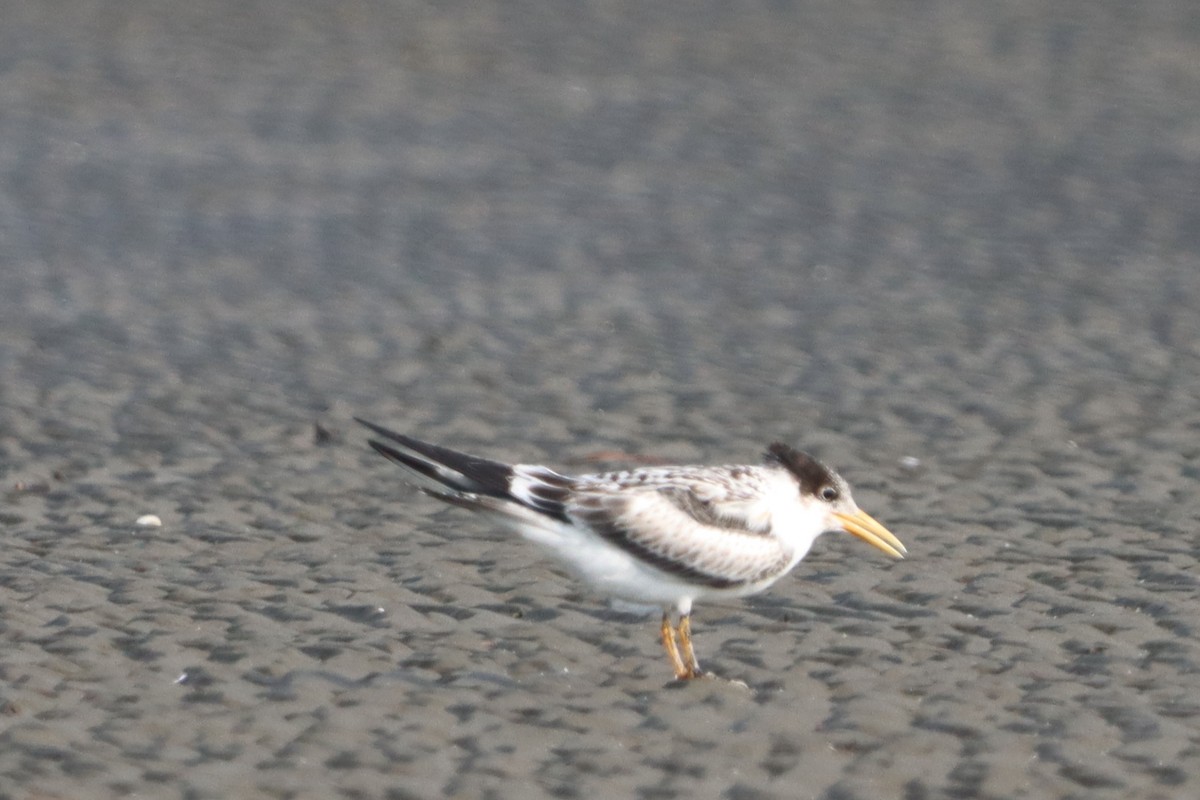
364, 437, 448, 486
764, 442, 835, 495
357, 419, 515, 498
356, 418, 445, 465
355, 417, 411, 443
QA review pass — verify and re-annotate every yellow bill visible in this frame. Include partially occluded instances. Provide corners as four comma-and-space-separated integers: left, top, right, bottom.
833, 509, 907, 559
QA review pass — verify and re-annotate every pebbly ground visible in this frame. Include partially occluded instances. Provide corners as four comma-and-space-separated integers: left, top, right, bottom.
2, 2, 1199, 798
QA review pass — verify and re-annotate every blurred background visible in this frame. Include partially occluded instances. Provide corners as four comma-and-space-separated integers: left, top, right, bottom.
2, 2, 1199, 798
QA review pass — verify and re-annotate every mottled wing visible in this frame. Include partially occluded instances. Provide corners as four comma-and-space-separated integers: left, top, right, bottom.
655, 482, 772, 532
568, 475, 789, 589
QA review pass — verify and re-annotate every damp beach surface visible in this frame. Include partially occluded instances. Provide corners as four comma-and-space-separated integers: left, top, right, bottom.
2, 2, 1199, 798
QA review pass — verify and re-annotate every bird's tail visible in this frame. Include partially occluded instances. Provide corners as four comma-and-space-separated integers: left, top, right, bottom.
354, 418, 576, 527
355, 417, 514, 499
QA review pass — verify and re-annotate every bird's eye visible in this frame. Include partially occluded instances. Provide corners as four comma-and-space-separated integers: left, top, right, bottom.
820, 486, 839, 502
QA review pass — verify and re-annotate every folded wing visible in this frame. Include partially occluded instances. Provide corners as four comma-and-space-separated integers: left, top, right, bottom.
567, 483, 789, 590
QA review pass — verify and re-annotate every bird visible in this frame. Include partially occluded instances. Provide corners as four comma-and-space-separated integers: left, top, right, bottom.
355, 418, 906, 681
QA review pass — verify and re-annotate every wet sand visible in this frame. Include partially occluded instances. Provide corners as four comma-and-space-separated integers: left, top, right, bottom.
2, 2, 1199, 798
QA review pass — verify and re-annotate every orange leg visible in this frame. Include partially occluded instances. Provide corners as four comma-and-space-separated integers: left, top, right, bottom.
660, 613, 689, 680
678, 614, 703, 678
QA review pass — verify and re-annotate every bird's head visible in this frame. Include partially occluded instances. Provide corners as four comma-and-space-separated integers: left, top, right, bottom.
765, 442, 906, 559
